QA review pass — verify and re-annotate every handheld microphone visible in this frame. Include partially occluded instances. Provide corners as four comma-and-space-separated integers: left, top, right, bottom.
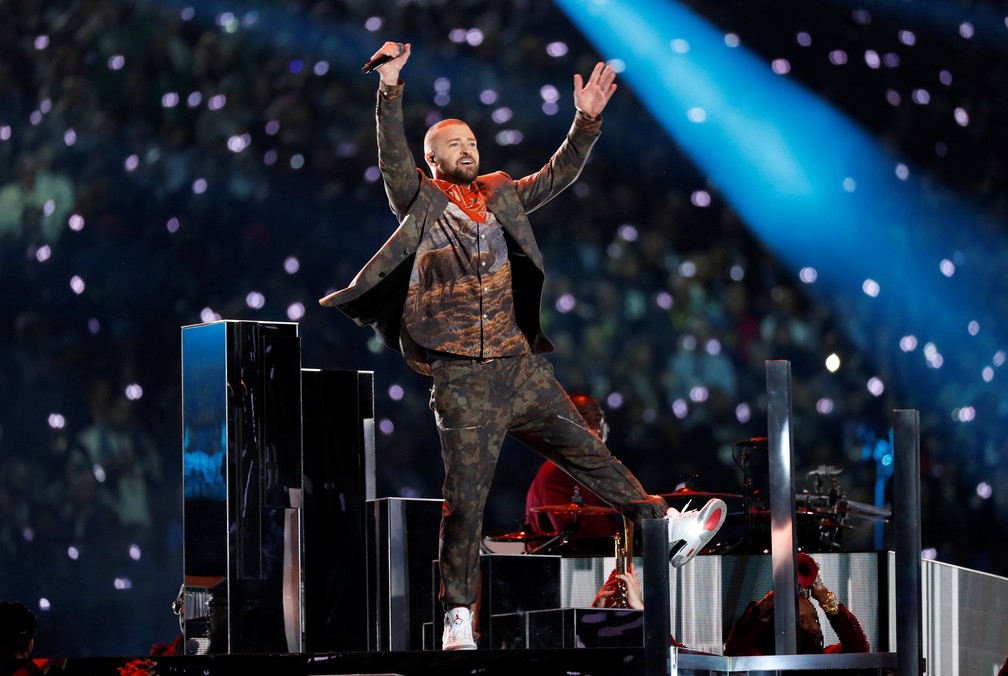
361, 44, 404, 74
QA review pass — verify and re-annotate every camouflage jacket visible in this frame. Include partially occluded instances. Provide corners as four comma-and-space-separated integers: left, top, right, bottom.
319, 81, 601, 375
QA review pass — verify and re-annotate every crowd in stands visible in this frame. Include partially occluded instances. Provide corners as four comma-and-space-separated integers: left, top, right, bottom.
1, 0, 1006, 656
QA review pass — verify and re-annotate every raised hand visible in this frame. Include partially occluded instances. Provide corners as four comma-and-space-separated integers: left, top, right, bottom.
369, 41, 411, 86
573, 61, 618, 118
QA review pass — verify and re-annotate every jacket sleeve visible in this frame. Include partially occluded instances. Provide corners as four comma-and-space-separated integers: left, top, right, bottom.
723, 600, 767, 656
825, 603, 870, 653
376, 81, 424, 220
512, 111, 601, 214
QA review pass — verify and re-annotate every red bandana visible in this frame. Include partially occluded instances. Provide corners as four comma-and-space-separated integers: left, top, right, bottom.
432, 179, 487, 223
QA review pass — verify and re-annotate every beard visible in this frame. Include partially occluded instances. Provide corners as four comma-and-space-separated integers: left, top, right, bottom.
441, 160, 479, 185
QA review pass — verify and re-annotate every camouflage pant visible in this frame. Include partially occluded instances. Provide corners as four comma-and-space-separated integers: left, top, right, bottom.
429, 351, 668, 608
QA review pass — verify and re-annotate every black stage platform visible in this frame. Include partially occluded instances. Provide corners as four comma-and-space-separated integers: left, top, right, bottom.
44, 647, 651, 676
40, 647, 902, 676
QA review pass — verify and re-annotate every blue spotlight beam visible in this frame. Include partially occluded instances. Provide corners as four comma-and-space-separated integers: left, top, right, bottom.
554, 0, 1008, 417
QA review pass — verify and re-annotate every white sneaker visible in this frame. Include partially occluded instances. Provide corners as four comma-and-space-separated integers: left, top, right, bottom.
666, 498, 727, 567
442, 606, 477, 650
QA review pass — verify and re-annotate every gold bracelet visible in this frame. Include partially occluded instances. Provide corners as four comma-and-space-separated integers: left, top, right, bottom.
821, 591, 840, 615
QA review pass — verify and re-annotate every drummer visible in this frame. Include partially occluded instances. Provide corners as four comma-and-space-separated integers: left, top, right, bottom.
524, 394, 624, 540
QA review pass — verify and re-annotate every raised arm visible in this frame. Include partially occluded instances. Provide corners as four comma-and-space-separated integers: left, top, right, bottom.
511, 62, 613, 213
368, 41, 421, 218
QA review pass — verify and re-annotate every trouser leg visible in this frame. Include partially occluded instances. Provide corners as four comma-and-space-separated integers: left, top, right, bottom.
508, 354, 668, 523
430, 360, 510, 608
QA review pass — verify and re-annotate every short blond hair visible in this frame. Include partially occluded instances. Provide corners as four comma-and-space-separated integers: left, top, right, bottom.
423, 118, 467, 156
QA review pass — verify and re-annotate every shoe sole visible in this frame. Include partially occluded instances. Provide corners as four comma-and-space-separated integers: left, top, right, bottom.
669, 499, 727, 568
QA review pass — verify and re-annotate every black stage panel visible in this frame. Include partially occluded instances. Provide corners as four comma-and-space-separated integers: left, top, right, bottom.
45, 647, 651, 676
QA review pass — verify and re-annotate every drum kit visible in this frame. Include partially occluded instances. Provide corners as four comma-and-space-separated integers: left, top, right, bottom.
485, 439, 892, 556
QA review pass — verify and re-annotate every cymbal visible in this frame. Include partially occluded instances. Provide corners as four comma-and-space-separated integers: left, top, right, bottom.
807, 465, 843, 475
747, 507, 821, 519
483, 530, 558, 543
659, 487, 743, 502
836, 499, 891, 519
529, 503, 618, 516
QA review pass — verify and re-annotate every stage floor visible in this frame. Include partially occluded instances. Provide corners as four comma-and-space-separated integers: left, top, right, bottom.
40, 647, 905, 676
45, 647, 650, 676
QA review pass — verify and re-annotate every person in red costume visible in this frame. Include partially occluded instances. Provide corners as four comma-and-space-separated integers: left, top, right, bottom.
723, 553, 870, 655
524, 394, 622, 540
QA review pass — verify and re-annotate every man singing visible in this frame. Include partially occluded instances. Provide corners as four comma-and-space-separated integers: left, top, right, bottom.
320, 41, 726, 650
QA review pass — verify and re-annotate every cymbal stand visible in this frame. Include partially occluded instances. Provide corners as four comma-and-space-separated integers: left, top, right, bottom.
738, 441, 755, 553
526, 485, 583, 554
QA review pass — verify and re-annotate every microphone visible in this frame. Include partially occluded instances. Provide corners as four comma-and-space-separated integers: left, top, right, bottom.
361, 44, 404, 74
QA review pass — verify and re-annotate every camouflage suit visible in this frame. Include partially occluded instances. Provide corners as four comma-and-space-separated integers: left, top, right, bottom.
320, 81, 668, 608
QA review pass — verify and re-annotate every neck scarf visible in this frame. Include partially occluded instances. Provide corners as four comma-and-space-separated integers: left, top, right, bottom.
432, 179, 487, 223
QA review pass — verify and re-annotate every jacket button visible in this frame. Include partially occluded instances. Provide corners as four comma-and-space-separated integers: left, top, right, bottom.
404, 248, 412, 255
378, 271, 386, 278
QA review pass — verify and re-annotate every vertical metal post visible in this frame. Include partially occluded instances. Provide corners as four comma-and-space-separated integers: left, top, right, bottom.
766, 360, 798, 655
893, 409, 923, 676
643, 518, 672, 676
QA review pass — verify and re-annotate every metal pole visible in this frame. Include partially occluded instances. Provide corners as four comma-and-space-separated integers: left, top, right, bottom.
643, 518, 672, 676
893, 409, 923, 676
766, 360, 798, 656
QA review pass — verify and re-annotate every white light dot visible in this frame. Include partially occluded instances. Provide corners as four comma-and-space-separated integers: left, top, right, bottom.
866, 377, 885, 396
862, 279, 880, 297
245, 291, 265, 310
388, 385, 405, 401
546, 41, 569, 57
825, 353, 841, 372
555, 293, 576, 313
539, 85, 560, 104
618, 224, 638, 242
771, 58, 791, 75
690, 190, 711, 207
687, 107, 707, 123
798, 266, 817, 284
